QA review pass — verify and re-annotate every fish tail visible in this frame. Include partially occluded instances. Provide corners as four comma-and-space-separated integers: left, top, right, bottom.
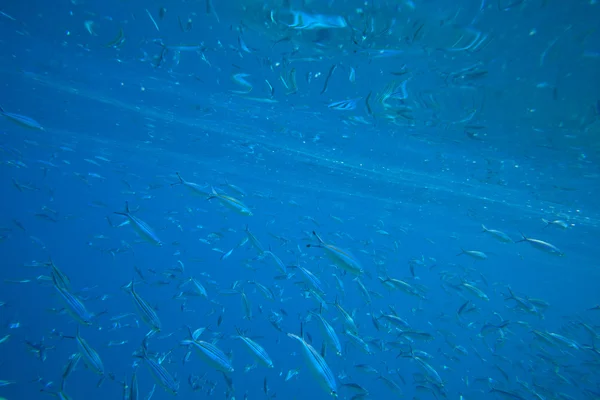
505, 286, 516, 301
171, 172, 184, 186
105, 215, 115, 227
541, 219, 550, 228
481, 224, 488, 232
516, 231, 527, 243
207, 186, 218, 200
121, 277, 135, 294
455, 248, 465, 257
114, 202, 130, 216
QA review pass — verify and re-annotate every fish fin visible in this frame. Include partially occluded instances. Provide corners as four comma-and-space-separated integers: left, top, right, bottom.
312, 231, 325, 244
505, 286, 516, 300
320, 341, 327, 357
114, 202, 130, 216
516, 231, 528, 243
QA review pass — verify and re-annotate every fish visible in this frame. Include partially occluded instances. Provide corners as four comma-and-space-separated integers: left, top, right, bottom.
309, 306, 342, 356
208, 187, 253, 216
181, 327, 234, 373
516, 233, 564, 256
52, 273, 94, 326
135, 339, 178, 395
106, 27, 126, 48
123, 278, 162, 333
456, 248, 488, 260
461, 282, 489, 301
171, 173, 210, 196
307, 231, 363, 276
114, 202, 163, 246
233, 328, 274, 368
244, 225, 264, 254
288, 329, 337, 397
320, 64, 337, 94
0, 106, 44, 130
328, 98, 360, 111
349, 67, 356, 83
231, 73, 253, 93
75, 326, 105, 377
542, 219, 570, 229
481, 224, 513, 243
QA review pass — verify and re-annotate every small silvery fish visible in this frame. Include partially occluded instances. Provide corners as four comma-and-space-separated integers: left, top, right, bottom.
288, 331, 337, 397
481, 224, 513, 243
307, 231, 363, 276
181, 327, 234, 373
123, 278, 162, 333
327, 98, 359, 111
52, 274, 94, 326
456, 248, 488, 260
233, 329, 274, 368
0, 105, 44, 130
171, 173, 210, 197
136, 340, 178, 395
114, 202, 163, 246
310, 308, 342, 356
517, 233, 564, 256
75, 326, 105, 377
208, 187, 253, 216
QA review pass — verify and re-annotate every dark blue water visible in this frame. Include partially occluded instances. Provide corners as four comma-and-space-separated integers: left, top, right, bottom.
1, 1, 599, 399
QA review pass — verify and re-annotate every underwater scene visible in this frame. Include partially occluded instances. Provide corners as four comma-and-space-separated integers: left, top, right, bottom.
1, 0, 599, 399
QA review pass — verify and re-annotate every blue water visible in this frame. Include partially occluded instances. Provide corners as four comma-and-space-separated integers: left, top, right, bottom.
1, 1, 599, 399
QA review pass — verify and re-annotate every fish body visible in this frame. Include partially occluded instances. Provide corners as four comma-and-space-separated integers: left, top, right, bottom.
52, 274, 94, 326
172, 173, 210, 196
309, 231, 363, 275
288, 333, 337, 397
244, 225, 264, 254
234, 331, 274, 368
76, 327, 105, 376
114, 202, 163, 246
328, 98, 360, 111
456, 248, 488, 260
461, 282, 489, 301
124, 279, 162, 332
137, 347, 178, 395
297, 265, 324, 294
0, 106, 44, 130
182, 338, 234, 373
481, 225, 513, 243
130, 372, 139, 400
208, 187, 252, 216
517, 234, 564, 256
542, 219, 569, 229
310, 310, 342, 356
284, 10, 347, 30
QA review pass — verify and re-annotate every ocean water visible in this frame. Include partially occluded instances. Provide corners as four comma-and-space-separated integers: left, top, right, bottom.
1, 0, 599, 399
